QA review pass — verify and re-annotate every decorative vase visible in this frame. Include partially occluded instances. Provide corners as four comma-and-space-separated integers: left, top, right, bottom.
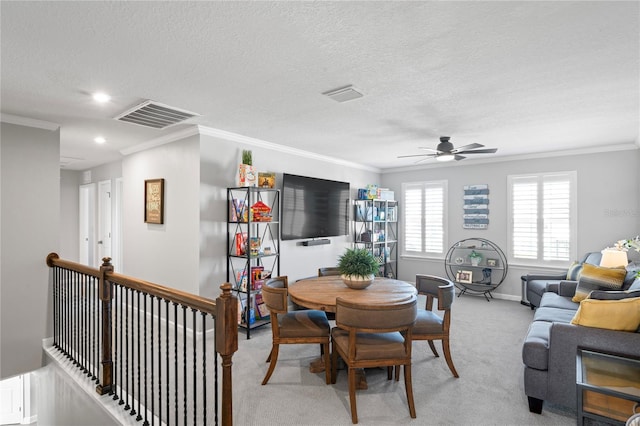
238, 164, 256, 187
341, 274, 374, 290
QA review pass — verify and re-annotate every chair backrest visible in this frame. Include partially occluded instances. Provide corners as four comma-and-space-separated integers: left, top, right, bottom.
318, 266, 341, 277
415, 274, 455, 311
262, 276, 289, 314
335, 296, 417, 333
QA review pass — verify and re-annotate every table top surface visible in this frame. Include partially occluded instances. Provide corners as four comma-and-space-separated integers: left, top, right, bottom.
289, 275, 417, 313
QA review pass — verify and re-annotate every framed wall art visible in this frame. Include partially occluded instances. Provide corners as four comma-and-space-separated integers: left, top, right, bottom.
456, 270, 473, 284
144, 178, 164, 224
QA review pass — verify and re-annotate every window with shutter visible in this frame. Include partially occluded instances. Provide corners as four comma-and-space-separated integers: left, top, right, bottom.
402, 181, 447, 256
508, 172, 576, 265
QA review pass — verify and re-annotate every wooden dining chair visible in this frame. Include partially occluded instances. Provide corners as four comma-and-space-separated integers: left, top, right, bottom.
261, 276, 331, 385
411, 274, 459, 378
331, 296, 417, 424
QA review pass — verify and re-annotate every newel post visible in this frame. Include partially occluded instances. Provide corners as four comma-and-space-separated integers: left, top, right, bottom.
216, 283, 238, 426
96, 257, 114, 395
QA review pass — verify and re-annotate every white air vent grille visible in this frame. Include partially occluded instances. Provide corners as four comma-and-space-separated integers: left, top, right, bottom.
322, 85, 364, 103
114, 100, 199, 129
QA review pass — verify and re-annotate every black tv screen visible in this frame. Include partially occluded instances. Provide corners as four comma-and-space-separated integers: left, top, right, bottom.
281, 173, 350, 240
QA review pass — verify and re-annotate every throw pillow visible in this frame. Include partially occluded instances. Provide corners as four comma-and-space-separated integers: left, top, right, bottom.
570, 297, 640, 331
572, 263, 626, 302
566, 261, 583, 281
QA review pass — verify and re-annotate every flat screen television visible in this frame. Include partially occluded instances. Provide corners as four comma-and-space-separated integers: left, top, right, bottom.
281, 173, 350, 241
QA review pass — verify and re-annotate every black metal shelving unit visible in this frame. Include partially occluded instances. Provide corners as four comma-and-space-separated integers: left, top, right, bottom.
352, 199, 398, 278
227, 187, 280, 339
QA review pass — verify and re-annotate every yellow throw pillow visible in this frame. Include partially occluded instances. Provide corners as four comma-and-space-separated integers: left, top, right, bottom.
572, 263, 626, 302
570, 297, 640, 332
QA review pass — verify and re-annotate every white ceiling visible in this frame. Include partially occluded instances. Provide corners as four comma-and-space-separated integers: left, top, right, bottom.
1, 1, 638, 171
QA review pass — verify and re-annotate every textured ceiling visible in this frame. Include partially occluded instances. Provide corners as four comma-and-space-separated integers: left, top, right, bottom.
1, 1, 638, 171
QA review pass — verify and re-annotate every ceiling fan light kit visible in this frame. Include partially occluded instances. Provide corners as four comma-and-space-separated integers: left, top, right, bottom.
436, 153, 455, 162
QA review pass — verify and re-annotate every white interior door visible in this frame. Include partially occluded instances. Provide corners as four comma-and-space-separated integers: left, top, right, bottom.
0, 375, 23, 425
79, 183, 96, 267
98, 180, 112, 264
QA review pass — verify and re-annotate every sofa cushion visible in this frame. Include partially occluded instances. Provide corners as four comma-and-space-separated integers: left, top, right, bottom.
623, 262, 640, 290
539, 292, 578, 311
630, 278, 640, 291
570, 297, 640, 332
533, 306, 578, 324
572, 264, 626, 302
522, 321, 552, 370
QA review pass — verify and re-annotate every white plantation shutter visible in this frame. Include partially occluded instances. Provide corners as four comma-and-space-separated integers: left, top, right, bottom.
509, 172, 576, 264
403, 181, 446, 255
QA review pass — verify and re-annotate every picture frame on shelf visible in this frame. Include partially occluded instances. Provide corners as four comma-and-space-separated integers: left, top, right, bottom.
486, 258, 498, 267
456, 270, 473, 284
144, 178, 164, 224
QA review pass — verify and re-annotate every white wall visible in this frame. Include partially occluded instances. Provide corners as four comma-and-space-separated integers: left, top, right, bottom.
198, 131, 380, 299
121, 136, 200, 294
382, 148, 640, 300
0, 122, 60, 379
59, 170, 81, 261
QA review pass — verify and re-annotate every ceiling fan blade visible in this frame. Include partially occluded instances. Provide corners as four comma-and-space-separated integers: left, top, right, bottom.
397, 153, 437, 159
454, 154, 466, 161
417, 146, 440, 153
456, 148, 498, 155
451, 143, 483, 153
414, 157, 435, 164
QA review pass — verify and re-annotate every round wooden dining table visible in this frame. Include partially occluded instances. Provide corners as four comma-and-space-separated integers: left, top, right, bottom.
289, 275, 417, 313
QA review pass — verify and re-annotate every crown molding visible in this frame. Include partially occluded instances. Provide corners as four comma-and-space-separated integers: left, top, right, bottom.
119, 126, 200, 156
0, 113, 59, 131
197, 125, 380, 173
382, 142, 639, 174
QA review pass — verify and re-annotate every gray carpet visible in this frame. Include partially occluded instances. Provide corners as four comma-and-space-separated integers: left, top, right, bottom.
232, 294, 575, 425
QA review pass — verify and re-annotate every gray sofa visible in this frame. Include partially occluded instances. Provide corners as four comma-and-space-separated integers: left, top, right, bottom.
522, 269, 640, 414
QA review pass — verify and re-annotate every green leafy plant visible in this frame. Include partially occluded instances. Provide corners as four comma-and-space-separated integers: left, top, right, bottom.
242, 149, 253, 165
337, 247, 379, 277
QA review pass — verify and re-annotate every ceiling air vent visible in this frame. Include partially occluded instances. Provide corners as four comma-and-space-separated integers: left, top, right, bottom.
114, 100, 199, 129
322, 85, 364, 103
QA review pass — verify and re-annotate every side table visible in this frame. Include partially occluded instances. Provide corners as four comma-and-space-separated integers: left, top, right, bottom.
576, 348, 640, 425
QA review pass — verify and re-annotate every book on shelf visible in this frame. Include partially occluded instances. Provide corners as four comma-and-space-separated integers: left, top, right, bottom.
255, 293, 269, 319
235, 232, 248, 256
230, 198, 248, 222
236, 269, 248, 291
251, 266, 264, 289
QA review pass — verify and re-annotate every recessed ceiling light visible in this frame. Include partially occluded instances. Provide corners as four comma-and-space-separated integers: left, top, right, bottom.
92, 92, 111, 103
94, 136, 106, 144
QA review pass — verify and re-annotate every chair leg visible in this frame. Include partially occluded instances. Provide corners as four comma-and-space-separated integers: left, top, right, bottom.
348, 367, 358, 424
323, 341, 331, 385
261, 344, 279, 385
427, 340, 439, 357
442, 338, 459, 378
331, 342, 338, 384
265, 346, 273, 363
403, 362, 417, 419
394, 365, 400, 381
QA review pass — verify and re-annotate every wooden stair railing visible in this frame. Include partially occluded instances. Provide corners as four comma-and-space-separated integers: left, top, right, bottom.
46, 252, 238, 426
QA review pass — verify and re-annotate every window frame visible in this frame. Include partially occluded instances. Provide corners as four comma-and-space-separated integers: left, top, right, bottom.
507, 171, 577, 267
401, 180, 448, 258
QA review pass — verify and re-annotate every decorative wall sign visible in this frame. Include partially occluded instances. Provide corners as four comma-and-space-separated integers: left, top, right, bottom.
463, 184, 489, 229
145, 178, 164, 224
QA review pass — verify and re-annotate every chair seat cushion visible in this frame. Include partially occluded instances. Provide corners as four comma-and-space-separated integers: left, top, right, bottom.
279, 310, 330, 338
332, 328, 407, 361
412, 309, 444, 335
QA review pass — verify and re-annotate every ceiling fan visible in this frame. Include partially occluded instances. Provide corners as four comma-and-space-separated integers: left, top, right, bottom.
398, 136, 498, 163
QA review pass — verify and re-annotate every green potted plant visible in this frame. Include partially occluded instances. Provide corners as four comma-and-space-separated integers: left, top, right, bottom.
469, 250, 482, 266
337, 247, 379, 289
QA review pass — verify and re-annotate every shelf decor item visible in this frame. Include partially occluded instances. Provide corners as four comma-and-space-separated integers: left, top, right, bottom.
337, 247, 379, 290
238, 149, 256, 187
469, 250, 482, 266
